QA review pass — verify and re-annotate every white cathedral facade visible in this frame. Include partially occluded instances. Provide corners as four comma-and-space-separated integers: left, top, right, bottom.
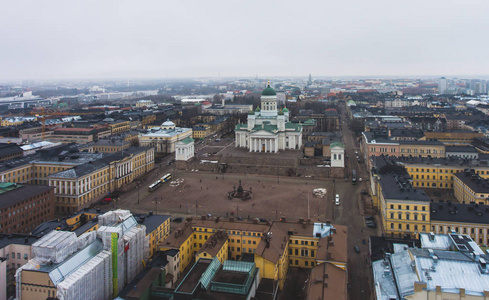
235, 83, 302, 153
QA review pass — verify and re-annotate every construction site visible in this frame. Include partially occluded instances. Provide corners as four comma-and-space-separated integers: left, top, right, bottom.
15, 210, 147, 300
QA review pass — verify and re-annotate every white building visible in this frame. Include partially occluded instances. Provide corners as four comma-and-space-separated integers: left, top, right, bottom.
175, 138, 195, 161
235, 84, 302, 153
373, 233, 489, 300
330, 142, 345, 168
439, 77, 447, 94
139, 121, 192, 154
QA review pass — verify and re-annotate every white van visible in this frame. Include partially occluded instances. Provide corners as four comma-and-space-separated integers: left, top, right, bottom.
335, 194, 340, 205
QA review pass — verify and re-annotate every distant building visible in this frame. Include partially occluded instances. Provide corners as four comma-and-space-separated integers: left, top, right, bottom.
135, 99, 153, 108
0, 144, 23, 162
438, 76, 447, 94
139, 120, 192, 154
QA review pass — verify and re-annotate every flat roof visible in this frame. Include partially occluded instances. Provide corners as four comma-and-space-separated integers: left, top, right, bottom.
454, 172, 489, 193
0, 233, 40, 249
135, 213, 170, 234
0, 184, 53, 209
379, 174, 429, 202
431, 202, 489, 225
374, 154, 489, 168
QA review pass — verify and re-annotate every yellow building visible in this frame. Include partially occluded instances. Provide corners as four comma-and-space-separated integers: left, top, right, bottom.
195, 231, 228, 263
422, 130, 484, 145
192, 125, 211, 139
107, 120, 131, 135
430, 202, 489, 245
376, 173, 431, 238
160, 218, 347, 291
386, 156, 489, 189
453, 171, 489, 205
138, 213, 171, 258
398, 140, 445, 157
48, 147, 155, 214
79, 139, 131, 153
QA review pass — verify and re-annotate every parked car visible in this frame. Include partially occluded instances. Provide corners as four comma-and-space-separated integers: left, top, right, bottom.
364, 216, 374, 221
101, 197, 112, 204
335, 194, 340, 205
172, 217, 183, 223
361, 190, 369, 196
366, 222, 377, 228
354, 246, 360, 253
359, 177, 363, 182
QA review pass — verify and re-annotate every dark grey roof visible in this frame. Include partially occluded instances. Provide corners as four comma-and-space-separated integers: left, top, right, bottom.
431, 202, 489, 225
135, 213, 170, 234
454, 172, 489, 193
0, 184, 53, 210
0, 233, 40, 249
446, 146, 478, 153
380, 174, 430, 202
375, 155, 489, 168
0, 143, 23, 157
398, 140, 444, 146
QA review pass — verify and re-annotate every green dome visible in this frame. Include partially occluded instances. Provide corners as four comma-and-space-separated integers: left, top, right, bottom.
248, 110, 255, 115
282, 107, 289, 112
278, 111, 284, 115
261, 84, 276, 96
255, 107, 261, 112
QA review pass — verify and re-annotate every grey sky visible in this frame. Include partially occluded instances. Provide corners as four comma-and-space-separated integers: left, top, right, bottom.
1, 0, 488, 80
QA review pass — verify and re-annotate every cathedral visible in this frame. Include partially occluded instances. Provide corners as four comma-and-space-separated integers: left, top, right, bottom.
235, 83, 302, 152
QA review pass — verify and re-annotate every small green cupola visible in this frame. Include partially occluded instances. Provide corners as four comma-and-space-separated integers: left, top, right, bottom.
255, 107, 261, 112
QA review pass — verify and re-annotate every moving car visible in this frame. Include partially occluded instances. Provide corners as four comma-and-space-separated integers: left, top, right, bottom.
354, 246, 360, 253
364, 216, 374, 221
335, 194, 340, 205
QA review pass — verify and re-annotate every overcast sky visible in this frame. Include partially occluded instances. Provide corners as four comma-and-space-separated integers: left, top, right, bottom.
1, 0, 488, 80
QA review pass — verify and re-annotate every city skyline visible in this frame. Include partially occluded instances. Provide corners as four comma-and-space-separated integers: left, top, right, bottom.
1, 0, 489, 80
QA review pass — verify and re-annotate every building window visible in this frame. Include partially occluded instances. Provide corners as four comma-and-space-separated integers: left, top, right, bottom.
398, 224, 402, 230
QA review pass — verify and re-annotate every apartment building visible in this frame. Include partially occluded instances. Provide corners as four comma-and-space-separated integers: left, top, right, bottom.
49, 127, 95, 144
0, 183, 54, 234
0, 144, 23, 162
430, 202, 489, 245
160, 218, 347, 291
375, 174, 431, 238
0, 234, 40, 299
79, 139, 131, 153
48, 147, 154, 214
423, 130, 484, 145
454, 170, 489, 205
192, 125, 211, 139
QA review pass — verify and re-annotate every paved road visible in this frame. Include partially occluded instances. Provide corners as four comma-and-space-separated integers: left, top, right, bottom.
329, 102, 375, 300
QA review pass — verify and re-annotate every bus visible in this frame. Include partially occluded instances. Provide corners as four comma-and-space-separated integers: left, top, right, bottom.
148, 180, 162, 192
352, 170, 357, 184
161, 173, 172, 183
